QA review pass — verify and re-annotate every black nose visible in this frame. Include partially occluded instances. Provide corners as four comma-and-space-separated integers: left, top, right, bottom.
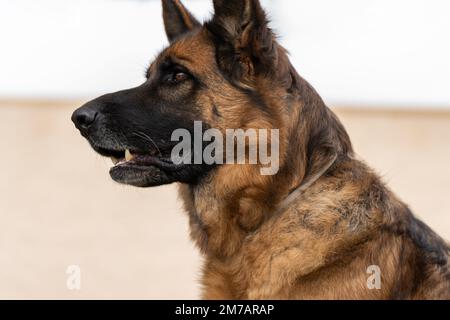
72, 105, 98, 134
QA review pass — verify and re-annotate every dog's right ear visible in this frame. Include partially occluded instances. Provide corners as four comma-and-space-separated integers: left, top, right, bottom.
162, 0, 201, 42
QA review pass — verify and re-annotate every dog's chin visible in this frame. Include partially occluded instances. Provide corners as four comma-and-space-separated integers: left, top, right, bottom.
107, 154, 213, 187
109, 162, 212, 188
110, 164, 176, 188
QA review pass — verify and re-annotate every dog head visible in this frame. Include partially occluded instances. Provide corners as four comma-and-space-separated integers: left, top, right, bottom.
72, 0, 352, 190
71, 0, 291, 188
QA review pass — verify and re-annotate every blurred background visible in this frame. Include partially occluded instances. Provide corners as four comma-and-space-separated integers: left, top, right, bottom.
0, 0, 449, 299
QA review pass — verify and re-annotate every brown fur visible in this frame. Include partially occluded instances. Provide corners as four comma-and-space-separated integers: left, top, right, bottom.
158, 0, 450, 300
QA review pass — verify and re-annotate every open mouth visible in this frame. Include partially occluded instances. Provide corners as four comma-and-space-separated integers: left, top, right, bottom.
92, 145, 185, 172
92, 145, 189, 187
107, 149, 182, 171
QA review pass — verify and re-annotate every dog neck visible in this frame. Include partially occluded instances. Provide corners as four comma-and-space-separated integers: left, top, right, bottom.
179, 151, 339, 259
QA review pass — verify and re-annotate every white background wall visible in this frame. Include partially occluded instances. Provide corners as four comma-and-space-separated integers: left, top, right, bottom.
0, 0, 449, 108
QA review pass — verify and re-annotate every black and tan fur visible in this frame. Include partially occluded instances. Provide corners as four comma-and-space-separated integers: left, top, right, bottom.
72, 0, 450, 299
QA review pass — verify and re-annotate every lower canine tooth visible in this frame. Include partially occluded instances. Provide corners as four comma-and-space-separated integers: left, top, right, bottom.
125, 149, 134, 162
111, 157, 119, 165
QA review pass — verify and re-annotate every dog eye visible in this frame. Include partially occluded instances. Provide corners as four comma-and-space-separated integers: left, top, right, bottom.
166, 72, 189, 84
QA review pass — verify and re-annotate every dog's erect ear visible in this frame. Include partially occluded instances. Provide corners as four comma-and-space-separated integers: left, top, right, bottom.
207, 0, 277, 84
162, 0, 201, 42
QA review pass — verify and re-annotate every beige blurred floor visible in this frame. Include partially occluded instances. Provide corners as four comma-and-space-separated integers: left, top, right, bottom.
0, 100, 449, 299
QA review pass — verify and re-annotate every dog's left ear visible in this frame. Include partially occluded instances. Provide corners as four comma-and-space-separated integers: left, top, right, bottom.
162, 0, 201, 42
207, 0, 277, 84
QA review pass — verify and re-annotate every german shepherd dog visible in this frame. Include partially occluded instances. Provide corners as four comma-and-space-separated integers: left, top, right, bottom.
72, 0, 450, 299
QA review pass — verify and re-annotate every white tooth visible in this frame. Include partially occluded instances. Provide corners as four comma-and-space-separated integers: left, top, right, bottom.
125, 149, 134, 162
111, 157, 119, 165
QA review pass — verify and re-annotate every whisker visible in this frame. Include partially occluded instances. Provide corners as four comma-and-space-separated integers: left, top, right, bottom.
132, 132, 163, 157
